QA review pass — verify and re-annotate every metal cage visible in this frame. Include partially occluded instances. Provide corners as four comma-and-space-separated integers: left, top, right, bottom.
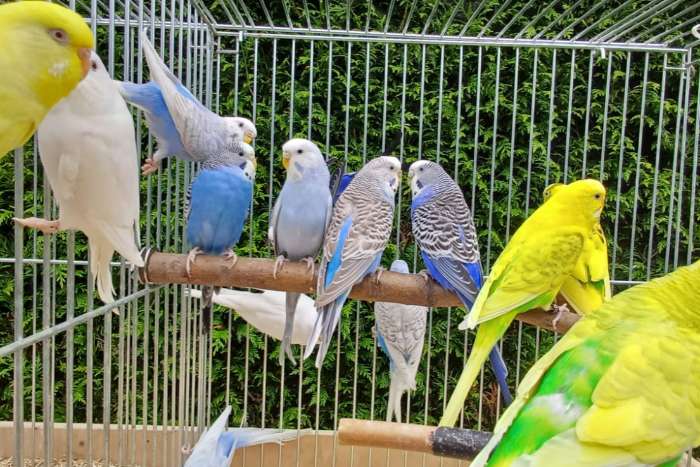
1, 0, 700, 466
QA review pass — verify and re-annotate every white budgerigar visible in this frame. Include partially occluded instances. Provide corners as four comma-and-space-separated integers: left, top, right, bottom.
14, 52, 143, 304
374, 259, 427, 422
184, 406, 302, 467
188, 288, 317, 344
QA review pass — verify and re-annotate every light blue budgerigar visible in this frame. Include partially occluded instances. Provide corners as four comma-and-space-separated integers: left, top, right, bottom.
184, 406, 302, 466
374, 259, 427, 422
268, 138, 332, 365
408, 160, 513, 406
186, 141, 256, 335
117, 79, 256, 175
139, 31, 257, 174
304, 156, 402, 368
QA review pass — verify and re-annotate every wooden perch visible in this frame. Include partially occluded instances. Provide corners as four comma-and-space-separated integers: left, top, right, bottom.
337, 419, 491, 460
138, 250, 580, 333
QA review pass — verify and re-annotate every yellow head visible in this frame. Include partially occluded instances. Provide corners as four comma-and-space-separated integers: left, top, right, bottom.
0, 1, 94, 106
281, 138, 325, 178
543, 182, 565, 202
549, 179, 606, 223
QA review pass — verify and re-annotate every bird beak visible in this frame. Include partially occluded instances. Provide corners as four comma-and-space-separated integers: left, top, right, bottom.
244, 131, 255, 144
78, 48, 92, 78
282, 151, 291, 170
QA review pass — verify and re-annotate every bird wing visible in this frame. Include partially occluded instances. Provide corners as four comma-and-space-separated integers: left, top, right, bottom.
464, 227, 586, 328
141, 32, 225, 160
268, 193, 282, 253
315, 192, 393, 306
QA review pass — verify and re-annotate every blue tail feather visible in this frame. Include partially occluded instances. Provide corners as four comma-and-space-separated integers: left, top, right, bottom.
488, 346, 513, 405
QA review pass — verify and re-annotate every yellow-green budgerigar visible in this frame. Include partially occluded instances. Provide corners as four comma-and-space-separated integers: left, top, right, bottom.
0, 1, 94, 156
544, 183, 612, 315
471, 260, 700, 467
440, 179, 606, 427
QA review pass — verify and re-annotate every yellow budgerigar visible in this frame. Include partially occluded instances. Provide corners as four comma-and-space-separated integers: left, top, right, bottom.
544, 183, 612, 316
440, 179, 606, 427
471, 260, 700, 467
0, 1, 94, 156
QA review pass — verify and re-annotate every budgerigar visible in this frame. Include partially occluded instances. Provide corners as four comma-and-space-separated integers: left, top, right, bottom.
374, 259, 427, 422
118, 78, 256, 175
409, 160, 513, 406
185, 143, 255, 334
472, 260, 700, 467
140, 32, 256, 174
14, 52, 143, 304
304, 156, 402, 367
544, 183, 612, 316
0, 1, 93, 156
268, 139, 332, 364
184, 406, 302, 466
188, 288, 317, 345
439, 179, 607, 426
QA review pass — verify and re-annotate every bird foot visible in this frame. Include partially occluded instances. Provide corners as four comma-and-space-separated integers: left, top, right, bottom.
301, 256, 315, 275
272, 255, 287, 279
550, 302, 570, 332
12, 217, 60, 235
185, 247, 203, 279
372, 267, 386, 285
222, 249, 238, 269
141, 158, 160, 176
417, 269, 432, 282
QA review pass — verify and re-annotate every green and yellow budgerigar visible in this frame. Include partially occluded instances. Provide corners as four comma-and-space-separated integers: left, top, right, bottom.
0, 1, 94, 156
440, 179, 606, 427
472, 260, 700, 467
544, 183, 612, 316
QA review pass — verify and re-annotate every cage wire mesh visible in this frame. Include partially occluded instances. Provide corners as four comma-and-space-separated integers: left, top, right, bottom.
1, 0, 700, 465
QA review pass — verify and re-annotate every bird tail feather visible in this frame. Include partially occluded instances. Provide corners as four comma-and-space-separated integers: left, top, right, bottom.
304, 295, 345, 367
88, 234, 115, 304
232, 428, 309, 449
201, 286, 214, 335
280, 292, 301, 365
488, 346, 513, 406
94, 220, 144, 268
387, 375, 409, 423
440, 314, 514, 426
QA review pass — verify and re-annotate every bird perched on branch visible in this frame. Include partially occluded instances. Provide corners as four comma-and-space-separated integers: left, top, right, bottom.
185, 143, 255, 334
305, 156, 402, 367
374, 259, 427, 422
135, 31, 256, 174
409, 160, 513, 406
472, 260, 700, 467
14, 52, 143, 304
0, 1, 94, 156
188, 287, 317, 345
183, 406, 302, 466
440, 179, 607, 427
543, 182, 612, 316
268, 139, 332, 364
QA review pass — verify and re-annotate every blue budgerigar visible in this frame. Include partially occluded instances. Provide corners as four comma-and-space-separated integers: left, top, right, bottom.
374, 259, 428, 422
138, 31, 256, 174
186, 141, 255, 334
408, 160, 513, 405
268, 139, 332, 364
184, 406, 301, 466
304, 156, 402, 367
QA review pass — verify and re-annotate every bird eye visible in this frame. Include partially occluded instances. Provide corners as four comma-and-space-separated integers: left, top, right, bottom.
297, 149, 303, 154
239, 152, 244, 156
238, 122, 243, 128
90, 61, 98, 71
49, 28, 68, 44
419, 167, 424, 172
594, 193, 601, 199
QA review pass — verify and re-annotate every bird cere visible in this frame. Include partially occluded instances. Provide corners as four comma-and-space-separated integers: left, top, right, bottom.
3, 2, 699, 466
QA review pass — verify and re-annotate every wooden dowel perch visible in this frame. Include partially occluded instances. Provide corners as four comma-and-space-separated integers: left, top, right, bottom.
337, 419, 491, 460
138, 249, 580, 333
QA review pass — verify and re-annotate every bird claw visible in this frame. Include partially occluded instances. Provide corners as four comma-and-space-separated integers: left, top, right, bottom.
12, 217, 60, 235
222, 249, 238, 269
417, 269, 432, 282
550, 302, 570, 332
186, 247, 203, 279
301, 256, 315, 275
273, 255, 287, 279
141, 158, 160, 176
372, 267, 386, 285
